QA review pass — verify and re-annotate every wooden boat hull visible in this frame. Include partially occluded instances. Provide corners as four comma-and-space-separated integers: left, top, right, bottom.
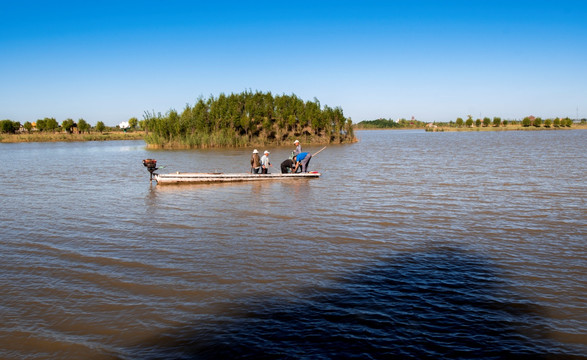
154, 171, 320, 184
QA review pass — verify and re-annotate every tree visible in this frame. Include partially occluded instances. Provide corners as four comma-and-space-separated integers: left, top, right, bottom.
553, 118, 561, 127
0, 120, 18, 133
522, 117, 531, 127
493, 117, 501, 127
475, 119, 482, 127
62, 118, 75, 133
36, 119, 46, 131
24, 121, 33, 133
533, 117, 542, 128
483, 117, 491, 127
45, 117, 59, 132
128, 117, 138, 129
455, 117, 463, 127
78, 119, 90, 133
544, 119, 552, 128
35, 117, 57, 132
96, 121, 105, 133
465, 115, 473, 127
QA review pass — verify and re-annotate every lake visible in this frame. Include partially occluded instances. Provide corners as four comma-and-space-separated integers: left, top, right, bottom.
0, 130, 585, 359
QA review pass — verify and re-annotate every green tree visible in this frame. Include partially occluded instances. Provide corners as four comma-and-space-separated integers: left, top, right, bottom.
553, 118, 561, 127
36, 119, 46, 131
128, 117, 138, 129
493, 117, 501, 127
0, 120, 18, 133
544, 119, 552, 128
482, 117, 491, 127
455, 117, 463, 127
45, 117, 59, 132
78, 119, 90, 133
522, 117, 531, 127
62, 118, 75, 133
96, 121, 105, 133
475, 119, 481, 127
533, 117, 542, 128
24, 121, 33, 133
564, 117, 573, 127
465, 115, 473, 127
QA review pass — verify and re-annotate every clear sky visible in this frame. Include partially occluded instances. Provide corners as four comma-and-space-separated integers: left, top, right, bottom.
1, 0, 586, 126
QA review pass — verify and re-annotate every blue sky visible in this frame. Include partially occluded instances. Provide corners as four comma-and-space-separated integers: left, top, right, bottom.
1, 0, 586, 126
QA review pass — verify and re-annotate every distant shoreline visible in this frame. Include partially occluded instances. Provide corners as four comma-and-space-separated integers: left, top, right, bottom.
354, 124, 587, 132
0, 131, 145, 143
3, 125, 586, 144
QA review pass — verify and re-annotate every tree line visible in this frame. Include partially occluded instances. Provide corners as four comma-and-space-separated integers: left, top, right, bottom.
142, 91, 355, 148
355, 118, 427, 129
355, 116, 582, 129
452, 115, 576, 128
0, 117, 134, 134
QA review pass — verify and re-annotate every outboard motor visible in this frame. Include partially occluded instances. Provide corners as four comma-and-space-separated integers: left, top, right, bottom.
143, 159, 158, 181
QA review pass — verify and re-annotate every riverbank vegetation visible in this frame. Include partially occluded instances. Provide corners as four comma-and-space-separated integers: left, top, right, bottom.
356, 116, 587, 131
0, 131, 145, 143
355, 118, 426, 129
142, 91, 355, 149
0, 117, 143, 143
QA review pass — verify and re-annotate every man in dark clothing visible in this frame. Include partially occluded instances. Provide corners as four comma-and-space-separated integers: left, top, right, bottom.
250, 149, 261, 173
281, 158, 294, 173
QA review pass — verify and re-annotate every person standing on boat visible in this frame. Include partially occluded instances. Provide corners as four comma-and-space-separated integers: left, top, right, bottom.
292, 152, 312, 173
250, 149, 261, 174
260, 150, 272, 174
293, 139, 302, 156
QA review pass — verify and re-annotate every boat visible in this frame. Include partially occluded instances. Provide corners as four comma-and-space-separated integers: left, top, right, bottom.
143, 159, 320, 184
154, 171, 320, 184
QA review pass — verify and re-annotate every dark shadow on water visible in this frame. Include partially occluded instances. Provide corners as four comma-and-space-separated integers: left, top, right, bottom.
117, 247, 585, 360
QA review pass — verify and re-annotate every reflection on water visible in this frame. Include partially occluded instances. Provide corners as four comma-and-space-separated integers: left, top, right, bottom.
0, 131, 585, 359
127, 248, 570, 359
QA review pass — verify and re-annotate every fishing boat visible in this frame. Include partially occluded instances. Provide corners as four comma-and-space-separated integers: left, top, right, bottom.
155, 171, 320, 184
143, 159, 320, 184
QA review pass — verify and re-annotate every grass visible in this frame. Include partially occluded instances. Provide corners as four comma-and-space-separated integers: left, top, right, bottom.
0, 131, 145, 143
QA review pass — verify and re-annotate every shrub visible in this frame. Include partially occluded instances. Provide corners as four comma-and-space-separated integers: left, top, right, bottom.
0, 120, 19, 133
553, 118, 561, 127
564, 118, 573, 127
95, 121, 106, 133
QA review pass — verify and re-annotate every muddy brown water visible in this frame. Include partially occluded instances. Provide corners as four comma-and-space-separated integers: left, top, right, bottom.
1, 130, 585, 359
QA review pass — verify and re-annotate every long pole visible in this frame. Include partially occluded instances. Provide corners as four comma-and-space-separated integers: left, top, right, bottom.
312, 146, 327, 157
